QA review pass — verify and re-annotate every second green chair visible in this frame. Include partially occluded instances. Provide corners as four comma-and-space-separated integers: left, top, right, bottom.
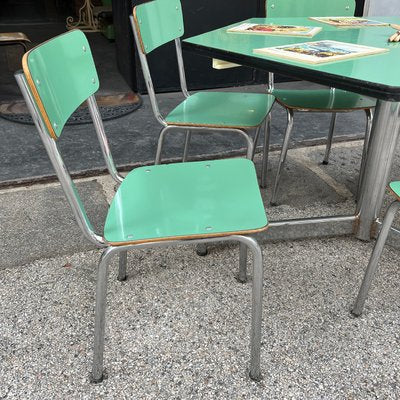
130, 0, 275, 184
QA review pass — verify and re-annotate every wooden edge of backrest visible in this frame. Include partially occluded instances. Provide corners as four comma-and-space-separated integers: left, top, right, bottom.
21, 31, 80, 140
132, 5, 146, 54
22, 48, 58, 140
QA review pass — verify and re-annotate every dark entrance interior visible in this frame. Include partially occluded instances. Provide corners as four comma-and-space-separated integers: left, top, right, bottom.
1, 0, 366, 99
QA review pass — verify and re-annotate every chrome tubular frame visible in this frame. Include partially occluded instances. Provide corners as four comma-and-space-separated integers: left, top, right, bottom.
155, 125, 254, 164
356, 100, 400, 240
270, 108, 294, 206
130, 16, 167, 127
267, 72, 274, 93
87, 95, 124, 184
15, 71, 106, 248
91, 234, 264, 383
175, 38, 190, 98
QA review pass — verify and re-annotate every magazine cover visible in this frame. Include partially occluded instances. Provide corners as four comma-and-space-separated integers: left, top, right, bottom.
227, 23, 322, 37
309, 17, 389, 27
253, 40, 388, 64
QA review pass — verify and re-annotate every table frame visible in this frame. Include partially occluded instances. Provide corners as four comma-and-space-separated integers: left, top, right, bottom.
183, 22, 400, 242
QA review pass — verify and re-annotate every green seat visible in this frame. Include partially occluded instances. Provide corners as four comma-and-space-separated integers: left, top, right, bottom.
165, 91, 273, 128
352, 181, 400, 316
389, 181, 400, 199
131, 0, 274, 185
266, 0, 376, 206
17, 29, 267, 383
105, 158, 267, 244
274, 89, 376, 111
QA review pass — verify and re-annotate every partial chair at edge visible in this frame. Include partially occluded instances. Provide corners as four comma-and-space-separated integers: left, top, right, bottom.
130, 0, 275, 184
265, 0, 376, 205
352, 182, 400, 316
15, 29, 269, 382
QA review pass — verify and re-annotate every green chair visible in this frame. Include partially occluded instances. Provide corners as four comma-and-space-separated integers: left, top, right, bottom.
130, 0, 275, 185
15, 29, 268, 382
265, 0, 376, 205
352, 182, 400, 316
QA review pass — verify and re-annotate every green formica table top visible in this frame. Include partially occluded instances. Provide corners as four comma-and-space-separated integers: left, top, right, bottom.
183, 17, 400, 101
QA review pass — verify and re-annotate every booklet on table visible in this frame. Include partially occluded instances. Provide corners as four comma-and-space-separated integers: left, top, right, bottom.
227, 23, 322, 37
309, 17, 389, 27
253, 40, 388, 64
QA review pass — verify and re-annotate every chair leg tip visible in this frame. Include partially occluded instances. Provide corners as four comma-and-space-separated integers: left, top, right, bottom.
270, 201, 278, 207
351, 308, 362, 317
117, 275, 127, 282
235, 275, 248, 284
249, 371, 262, 382
90, 371, 106, 384
322, 160, 329, 165
196, 244, 208, 256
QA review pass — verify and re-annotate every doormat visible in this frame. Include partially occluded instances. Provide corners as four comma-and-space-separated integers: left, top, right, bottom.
0, 92, 142, 125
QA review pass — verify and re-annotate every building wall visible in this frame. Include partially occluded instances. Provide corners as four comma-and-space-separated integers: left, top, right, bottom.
364, 0, 399, 16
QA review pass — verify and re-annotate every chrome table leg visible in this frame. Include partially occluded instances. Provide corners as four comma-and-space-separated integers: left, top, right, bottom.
356, 100, 400, 240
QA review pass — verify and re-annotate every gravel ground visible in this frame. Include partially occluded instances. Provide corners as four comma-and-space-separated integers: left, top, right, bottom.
1, 141, 400, 399
0, 237, 399, 399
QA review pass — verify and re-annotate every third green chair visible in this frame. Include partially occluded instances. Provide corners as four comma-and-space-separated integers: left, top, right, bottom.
265, 0, 376, 205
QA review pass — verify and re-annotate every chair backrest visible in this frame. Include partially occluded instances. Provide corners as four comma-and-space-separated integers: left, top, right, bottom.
22, 29, 99, 139
131, 0, 188, 126
266, 0, 355, 18
16, 30, 121, 247
133, 0, 184, 54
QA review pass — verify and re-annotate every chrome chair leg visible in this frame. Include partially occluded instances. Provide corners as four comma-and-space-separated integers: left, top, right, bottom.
118, 250, 127, 281
352, 201, 400, 316
155, 126, 169, 165
243, 236, 264, 381
182, 129, 191, 162
356, 108, 374, 202
322, 112, 337, 165
270, 108, 294, 206
236, 242, 248, 283
251, 125, 262, 160
261, 113, 271, 189
91, 247, 115, 383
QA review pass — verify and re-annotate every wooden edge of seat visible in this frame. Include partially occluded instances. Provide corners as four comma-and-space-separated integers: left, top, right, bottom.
388, 184, 400, 202
132, 6, 146, 54
166, 120, 264, 130
21, 30, 81, 140
107, 223, 269, 247
275, 98, 375, 113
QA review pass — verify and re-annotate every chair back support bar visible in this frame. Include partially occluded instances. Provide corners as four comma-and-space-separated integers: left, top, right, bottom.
130, 0, 190, 125
133, 0, 184, 54
14, 29, 127, 247
22, 30, 99, 139
266, 0, 355, 17
15, 71, 105, 247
